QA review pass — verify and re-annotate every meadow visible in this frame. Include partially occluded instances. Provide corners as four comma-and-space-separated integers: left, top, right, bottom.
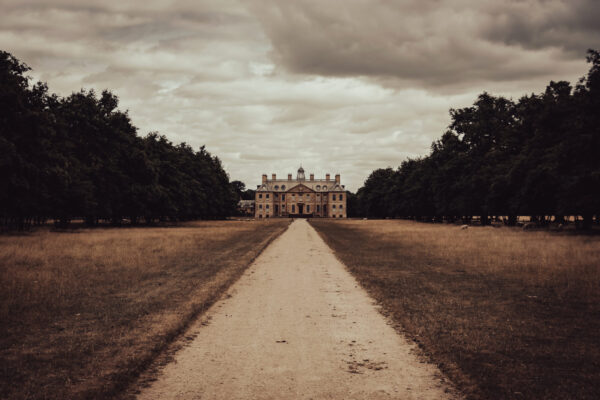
0, 220, 289, 399
310, 219, 600, 400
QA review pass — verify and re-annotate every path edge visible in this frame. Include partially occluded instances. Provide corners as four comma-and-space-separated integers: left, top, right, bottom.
307, 220, 463, 399
121, 220, 292, 399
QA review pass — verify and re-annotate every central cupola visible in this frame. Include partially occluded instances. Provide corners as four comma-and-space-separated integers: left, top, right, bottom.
297, 166, 305, 181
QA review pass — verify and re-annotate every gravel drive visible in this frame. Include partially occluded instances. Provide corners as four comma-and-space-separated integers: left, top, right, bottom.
137, 219, 457, 399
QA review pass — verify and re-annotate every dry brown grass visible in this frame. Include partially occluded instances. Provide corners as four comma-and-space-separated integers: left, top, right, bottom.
310, 219, 600, 400
0, 219, 289, 399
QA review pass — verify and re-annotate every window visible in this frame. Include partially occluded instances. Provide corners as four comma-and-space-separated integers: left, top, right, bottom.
332, 215, 336, 218
333, 204, 336, 209
274, 185, 279, 190
316, 185, 321, 190
282, 205, 286, 210
340, 205, 343, 209
266, 215, 269, 218
339, 194, 343, 201
333, 194, 336, 201
292, 205, 296, 213
306, 205, 310, 212
292, 194, 296, 199
306, 193, 310, 198
259, 194, 262, 199
266, 204, 269, 209
259, 214, 262, 218
259, 204, 263, 209
281, 185, 286, 190
317, 205, 320, 212
282, 194, 285, 200
266, 194, 270, 199
339, 215, 342, 218
323, 185, 327, 190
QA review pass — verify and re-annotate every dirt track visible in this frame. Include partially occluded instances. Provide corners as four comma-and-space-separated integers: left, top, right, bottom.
137, 219, 456, 399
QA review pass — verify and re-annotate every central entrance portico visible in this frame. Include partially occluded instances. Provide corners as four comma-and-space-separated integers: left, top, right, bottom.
286, 183, 316, 218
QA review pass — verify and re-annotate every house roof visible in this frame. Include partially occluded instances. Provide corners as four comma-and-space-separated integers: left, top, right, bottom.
256, 180, 345, 193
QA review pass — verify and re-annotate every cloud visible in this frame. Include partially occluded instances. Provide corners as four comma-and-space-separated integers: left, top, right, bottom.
482, 0, 600, 54
247, 0, 596, 89
0, 0, 596, 191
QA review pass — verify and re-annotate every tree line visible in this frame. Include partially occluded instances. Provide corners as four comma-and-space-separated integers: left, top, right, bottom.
1, 50, 237, 229
352, 50, 600, 228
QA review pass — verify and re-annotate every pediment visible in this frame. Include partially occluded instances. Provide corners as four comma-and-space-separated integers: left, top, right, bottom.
286, 183, 314, 193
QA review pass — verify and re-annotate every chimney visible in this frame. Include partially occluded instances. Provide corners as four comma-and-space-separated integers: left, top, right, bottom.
288, 173, 292, 180
310, 173, 314, 181
272, 173, 276, 181
326, 173, 330, 181
335, 174, 340, 183
262, 174, 267, 184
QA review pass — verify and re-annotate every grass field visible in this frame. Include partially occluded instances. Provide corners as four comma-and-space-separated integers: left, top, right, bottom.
310, 219, 600, 400
0, 219, 289, 400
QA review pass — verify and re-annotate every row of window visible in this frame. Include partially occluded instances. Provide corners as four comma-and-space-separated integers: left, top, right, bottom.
258, 193, 344, 201
258, 204, 343, 210
270, 185, 331, 191
258, 204, 344, 214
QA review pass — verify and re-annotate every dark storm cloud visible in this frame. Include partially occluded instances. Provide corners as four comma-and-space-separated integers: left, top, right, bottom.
248, 0, 598, 87
482, 0, 600, 54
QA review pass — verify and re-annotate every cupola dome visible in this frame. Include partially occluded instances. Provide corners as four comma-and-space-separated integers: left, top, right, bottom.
297, 166, 305, 181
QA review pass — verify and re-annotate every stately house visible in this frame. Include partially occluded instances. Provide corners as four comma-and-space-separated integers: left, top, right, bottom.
255, 167, 347, 218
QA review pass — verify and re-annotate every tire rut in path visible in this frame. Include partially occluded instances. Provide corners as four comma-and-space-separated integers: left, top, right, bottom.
137, 219, 458, 399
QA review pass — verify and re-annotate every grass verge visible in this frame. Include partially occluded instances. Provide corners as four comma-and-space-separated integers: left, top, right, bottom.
0, 219, 289, 399
310, 219, 600, 400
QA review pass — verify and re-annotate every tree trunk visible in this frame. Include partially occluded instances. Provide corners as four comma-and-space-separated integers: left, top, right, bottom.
481, 214, 490, 226
582, 214, 593, 230
57, 217, 70, 229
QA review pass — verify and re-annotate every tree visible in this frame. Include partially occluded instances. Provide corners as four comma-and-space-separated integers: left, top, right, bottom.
354, 50, 600, 228
231, 180, 246, 200
0, 51, 56, 228
357, 168, 396, 218
0, 50, 239, 229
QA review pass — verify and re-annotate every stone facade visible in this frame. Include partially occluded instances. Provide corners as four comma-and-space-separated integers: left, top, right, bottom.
255, 167, 347, 218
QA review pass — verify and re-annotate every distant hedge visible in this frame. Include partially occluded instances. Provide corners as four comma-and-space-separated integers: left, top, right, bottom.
0, 50, 237, 229
354, 50, 600, 228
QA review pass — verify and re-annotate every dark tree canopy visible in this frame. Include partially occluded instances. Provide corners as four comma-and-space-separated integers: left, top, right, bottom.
352, 50, 600, 228
0, 50, 238, 229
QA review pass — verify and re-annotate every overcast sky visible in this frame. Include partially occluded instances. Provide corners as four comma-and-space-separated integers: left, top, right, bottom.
1, 0, 598, 191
